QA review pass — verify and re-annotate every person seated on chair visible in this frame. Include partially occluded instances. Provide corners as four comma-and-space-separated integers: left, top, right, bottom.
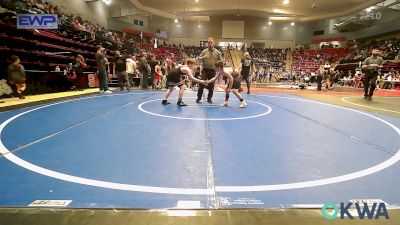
8, 55, 26, 99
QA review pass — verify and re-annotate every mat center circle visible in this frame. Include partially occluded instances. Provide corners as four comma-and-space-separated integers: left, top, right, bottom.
137, 98, 272, 121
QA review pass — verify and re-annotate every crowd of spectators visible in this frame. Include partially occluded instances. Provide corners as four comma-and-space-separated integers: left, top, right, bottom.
2, 0, 400, 96
340, 38, 400, 63
180, 45, 224, 58
334, 68, 400, 89
0, 0, 141, 52
292, 50, 322, 73
0, 0, 187, 58
181, 46, 203, 58
1, 0, 183, 56
0, 0, 186, 97
248, 48, 286, 70
292, 48, 350, 73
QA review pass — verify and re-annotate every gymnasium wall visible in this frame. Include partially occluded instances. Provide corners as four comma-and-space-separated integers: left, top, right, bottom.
222, 21, 245, 38
148, 15, 170, 33
313, 11, 400, 41
109, 6, 149, 29
43, 1, 400, 47
163, 16, 313, 48
168, 18, 220, 39
164, 12, 400, 47
107, 18, 145, 32
48, 0, 109, 27
346, 15, 400, 40
295, 21, 326, 44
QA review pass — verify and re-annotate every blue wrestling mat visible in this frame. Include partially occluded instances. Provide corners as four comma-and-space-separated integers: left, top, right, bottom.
0, 91, 399, 209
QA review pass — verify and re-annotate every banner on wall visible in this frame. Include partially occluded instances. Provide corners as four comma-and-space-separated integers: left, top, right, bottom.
87, 73, 99, 88
17, 14, 58, 29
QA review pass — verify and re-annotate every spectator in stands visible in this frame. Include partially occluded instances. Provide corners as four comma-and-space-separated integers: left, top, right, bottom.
257, 67, 265, 82
113, 50, 129, 92
7, 55, 26, 99
341, 38, 400, 63
182, 46, 203, 58
34, 0, 44, 11
248, 48, 286, 73
72, 54, 87, 91
53, 5, 59, 14
268, 67, 273, 82
382, 70, 393, 89
394, 70, 400, 89
362, 48, 384, 100
65, 63, 73, 77
394, 70, 400, 80
95, 45, 112, 94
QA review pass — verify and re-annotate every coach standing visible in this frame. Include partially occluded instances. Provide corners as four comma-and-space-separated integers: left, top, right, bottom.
95, 45, 112, 94
241, 52, 255, 94
196, 37, 223, 104
362, 48, 384, 100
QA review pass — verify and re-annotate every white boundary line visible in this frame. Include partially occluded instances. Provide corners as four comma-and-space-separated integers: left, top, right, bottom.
138, 98, 272, 121
0, 92, 213, 195
0, 94, 399, 194
216, 95, 400, 192
341, 96, 400, 114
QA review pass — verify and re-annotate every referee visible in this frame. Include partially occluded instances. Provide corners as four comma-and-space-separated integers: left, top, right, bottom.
362, 48, 384, 100
196, 37, 223, 104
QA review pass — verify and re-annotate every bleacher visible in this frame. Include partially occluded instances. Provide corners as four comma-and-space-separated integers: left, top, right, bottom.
0, 0, 182, 95
0, 20, 99, 71
336, 38, 400, 72
149, 44, 182, 61
248, 48, 287, 71
292, 48, 350, 72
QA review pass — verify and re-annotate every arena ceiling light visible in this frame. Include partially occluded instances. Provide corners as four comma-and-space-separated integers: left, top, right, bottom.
102, 0, 112, 5
283, 0, 290, 5
174, 18, 179, 23
366, 6, 376, 12
268, 21, 273, 26
290, 21, 295, 26
269, 16, 291, 21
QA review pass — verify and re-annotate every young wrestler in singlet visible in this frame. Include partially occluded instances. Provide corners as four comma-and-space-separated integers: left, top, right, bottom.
162, 58, 207, 106
208, 61, 247, 108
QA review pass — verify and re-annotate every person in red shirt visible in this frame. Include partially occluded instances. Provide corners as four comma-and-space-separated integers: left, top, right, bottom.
154, 61, 162, 90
